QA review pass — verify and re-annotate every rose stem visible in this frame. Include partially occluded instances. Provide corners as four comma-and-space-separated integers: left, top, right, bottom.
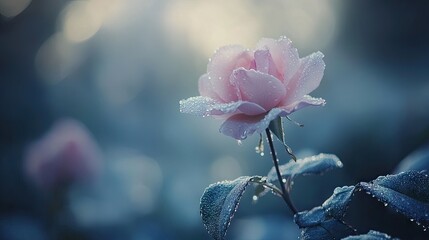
265, 128, 298, 215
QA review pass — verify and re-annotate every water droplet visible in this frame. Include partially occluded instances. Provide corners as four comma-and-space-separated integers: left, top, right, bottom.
384, 203, 388, 207
255, 134, 264, 156
252, 195, 258, 202
410, 219, 414, 222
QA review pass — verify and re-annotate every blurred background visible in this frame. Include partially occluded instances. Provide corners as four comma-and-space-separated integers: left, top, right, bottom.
1, 0, 429, 239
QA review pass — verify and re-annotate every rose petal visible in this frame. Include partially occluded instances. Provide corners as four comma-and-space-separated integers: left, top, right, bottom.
219, 95, 325, 140
254, 49, 281, 79
231, 68, 286, 111
282, 51, 325, 106
179, 96, 266, 117
205, 45, 254, 102
179, 96, 216, 117
198, 73, 222, 102
220, 108, 284, 140
279, 95, 326, 114
236, 102, 267, 115
200, 95, 326, 140
256, 36, 300, 83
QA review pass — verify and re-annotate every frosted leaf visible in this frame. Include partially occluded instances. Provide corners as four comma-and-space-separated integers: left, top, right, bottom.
322, 186, 355, 219
200, 176, 259, 240
342, 230, 398, 240
294, 207, 356, 240
267, 153, 343, 183
294, 185, 357, 240
358, 171, 429, 228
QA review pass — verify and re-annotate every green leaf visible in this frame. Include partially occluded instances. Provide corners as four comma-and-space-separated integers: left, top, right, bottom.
267, 153, 343, 183
200, 176, 259, 240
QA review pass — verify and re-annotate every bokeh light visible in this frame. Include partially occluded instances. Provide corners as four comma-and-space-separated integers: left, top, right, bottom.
164, 0, 338, 56
61, 1, 103, 43
34, 33, 81, 83
164, 0, 262, 56
0, 0, 31, 18
60, 0, 123, 43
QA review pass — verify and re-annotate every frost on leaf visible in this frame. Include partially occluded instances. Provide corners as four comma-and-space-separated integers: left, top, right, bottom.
322, 186, 356, 219
200, 176, 259, 240
358, 171, 429, 228
294, 207, 356, 240
267, 153, 343, 183
294, 186, 356, 240
342, 230, 398, 240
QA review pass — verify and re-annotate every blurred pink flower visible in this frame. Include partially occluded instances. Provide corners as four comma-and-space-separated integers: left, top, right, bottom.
180, 36, 326, 140
24, 119, 102, 190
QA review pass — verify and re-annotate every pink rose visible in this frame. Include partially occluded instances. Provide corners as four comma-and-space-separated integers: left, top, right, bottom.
180, 36, 326, 140
24, 119, 102, 190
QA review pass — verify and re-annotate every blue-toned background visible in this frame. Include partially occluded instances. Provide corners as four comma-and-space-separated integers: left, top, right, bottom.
1, 0, 429, 239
